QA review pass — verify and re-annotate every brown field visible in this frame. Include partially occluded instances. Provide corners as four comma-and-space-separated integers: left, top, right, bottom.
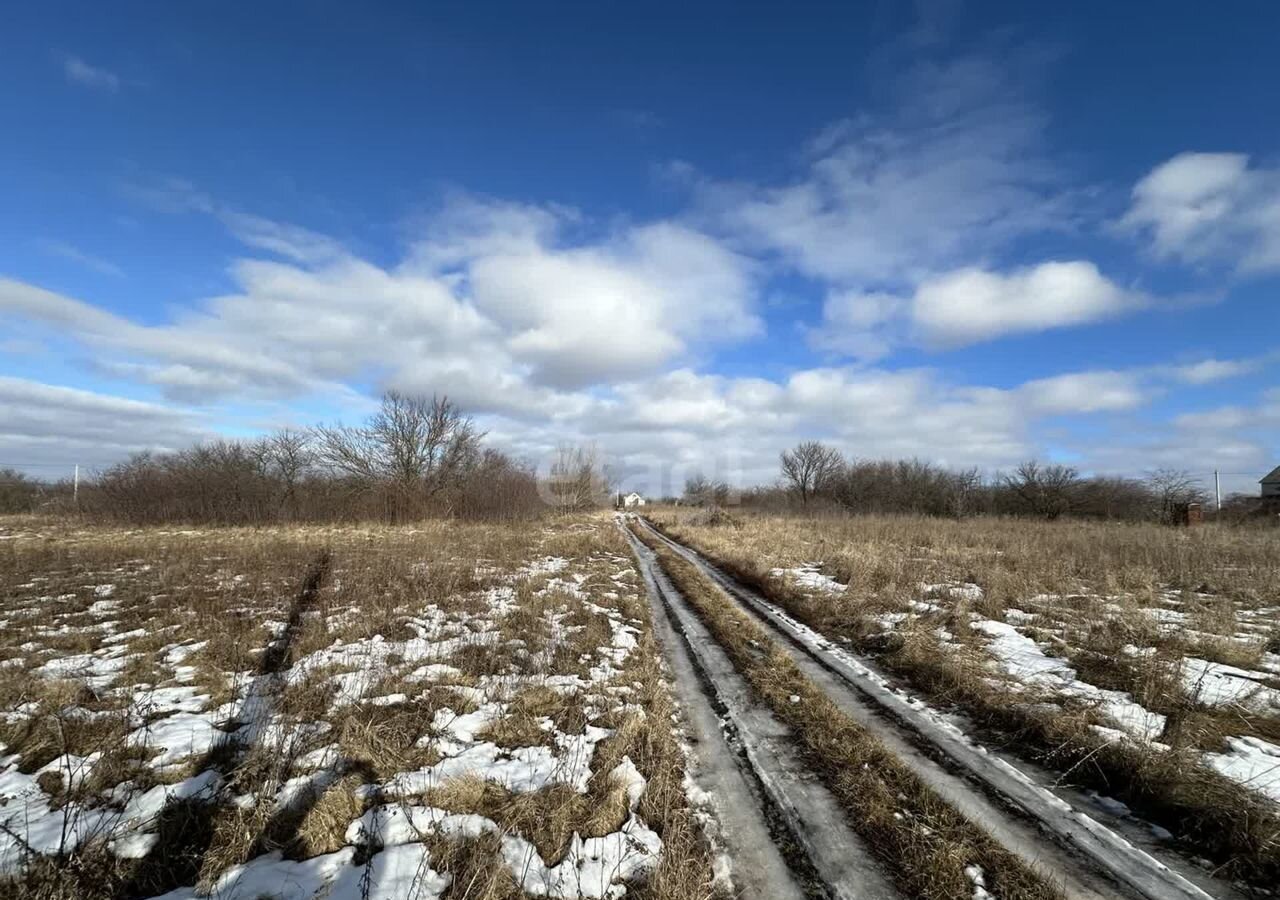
0, 514, 715, 900
645, 507, 1280, 883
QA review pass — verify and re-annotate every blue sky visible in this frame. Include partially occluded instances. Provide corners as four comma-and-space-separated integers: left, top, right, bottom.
1, 1, 1277, 494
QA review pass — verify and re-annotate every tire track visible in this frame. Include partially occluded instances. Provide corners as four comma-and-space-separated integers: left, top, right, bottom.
634, 516, 1234, 900
621, 521, 901, 900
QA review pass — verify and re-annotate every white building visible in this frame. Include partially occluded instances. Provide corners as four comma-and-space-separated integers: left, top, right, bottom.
623, 492, 646, 508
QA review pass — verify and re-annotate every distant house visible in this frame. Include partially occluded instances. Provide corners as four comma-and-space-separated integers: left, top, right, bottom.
623, 492, 646, 508
1262, 466, 1280, 499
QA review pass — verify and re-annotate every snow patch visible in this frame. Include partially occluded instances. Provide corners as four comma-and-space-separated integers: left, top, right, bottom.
1203, 736, 1280, 803
769, 563, 846, 595
971, 619, 1166, 741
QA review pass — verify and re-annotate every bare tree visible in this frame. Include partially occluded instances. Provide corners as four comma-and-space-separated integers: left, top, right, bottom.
0, 468, 43, 514
1146, 468, 1208, 525
313, 393, 480, 490
948, 467, 983, 518
1003, 460, 1080, 520
780, 441, 844, 505
684, 472, 730, 507
546, 443, 610, 512
263, 429, 314, 516
1074, 475, 1154, 520
311, 393, 482, 521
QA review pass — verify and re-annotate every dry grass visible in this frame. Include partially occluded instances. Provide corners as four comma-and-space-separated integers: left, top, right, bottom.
646, 507, 1280, 884
631, 521, 1061, 900
0, 514, 721, 900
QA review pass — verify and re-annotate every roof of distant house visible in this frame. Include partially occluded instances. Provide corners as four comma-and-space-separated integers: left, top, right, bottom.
1261, 466, 1280, 484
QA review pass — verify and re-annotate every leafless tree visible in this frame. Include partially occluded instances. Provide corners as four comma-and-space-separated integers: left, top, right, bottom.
261, 429, 314, 516
313, 392, 480, 490
1074, 475, 1154, 520
948, 467, 983, 518
546, 443, 610, 512
0, 469, 43, 514
684, 472, 730, 507
780, 441, 844, 505
1003, 460, 1080, 520
1145, 468, 1208, 525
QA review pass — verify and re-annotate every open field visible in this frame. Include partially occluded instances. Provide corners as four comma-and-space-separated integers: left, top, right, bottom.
644, 507, 1280, 887
4, 508, 1277, 900
0, 515, 715, 900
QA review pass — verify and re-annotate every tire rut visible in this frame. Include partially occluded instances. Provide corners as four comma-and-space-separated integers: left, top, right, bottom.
634, 516, 1239, 900
621, 521, 901, 900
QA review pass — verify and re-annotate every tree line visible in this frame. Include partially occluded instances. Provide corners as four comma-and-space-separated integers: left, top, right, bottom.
765, 440, 1251, 523
2, 409, 1270, 525
0, 392, 616, 524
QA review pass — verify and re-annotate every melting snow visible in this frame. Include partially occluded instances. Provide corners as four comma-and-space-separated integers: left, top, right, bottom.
769, 563, 846, 595
1203, 736, 1280, 803
1180, 657, 1280, 711
964, 864, 993, 900
921, 581, 985, 602
1, 537, 667, 897
971, 619, 1166, 740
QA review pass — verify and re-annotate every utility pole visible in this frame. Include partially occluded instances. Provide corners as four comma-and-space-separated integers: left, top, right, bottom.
1214, 469, 1221, 513
73, 464, 79, 508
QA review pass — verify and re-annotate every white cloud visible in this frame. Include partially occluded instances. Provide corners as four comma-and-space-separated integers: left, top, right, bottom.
7, 176, 1244, 491
1, 196, 759, 408
1175, 388, 1280, 433
451, 214, 759, 388
59, 54, 121, 92
808, 261, 1140, 354
0, 376, 206, 470
1173, 406, 1251, 432
218, 212, 347, 264
1017, 371, 1146, 415
1122, 152, 1280, 273
693, 53, 1066, 287
0, 278, 323, 401
911, 261, 1141, 346
809, 292, 905, 360
566, 363, 1161, 486
1170, 358, 1262, 385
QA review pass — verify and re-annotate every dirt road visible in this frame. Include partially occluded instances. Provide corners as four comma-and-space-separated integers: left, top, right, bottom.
623, 514, 1243, 900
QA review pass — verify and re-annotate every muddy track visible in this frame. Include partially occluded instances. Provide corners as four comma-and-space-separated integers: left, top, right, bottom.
632, 516, 1238, 900
621, 522, 901, 900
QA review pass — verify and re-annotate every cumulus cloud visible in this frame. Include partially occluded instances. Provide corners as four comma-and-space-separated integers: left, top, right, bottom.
911, 261, 1141, 346
427, 203, 760, 388
1, 195, 759, 408
59, 54, 121, 92
1122, 152, 1280, 273
1083, 387, 1280, 497
561, 362, 1169, 488
808, 261, 1140, 355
